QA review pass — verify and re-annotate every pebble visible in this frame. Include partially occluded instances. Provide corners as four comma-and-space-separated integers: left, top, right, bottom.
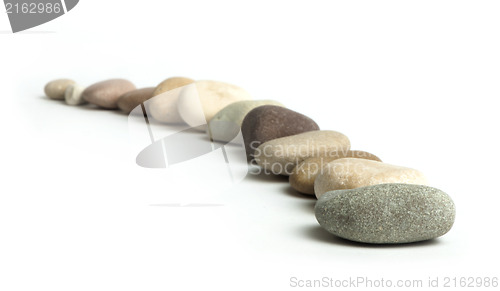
289, 150, 382, 195
117, 87, 156, 114
64, 84, 87, 106
44, 79, 75, 100
241, 105, 320, 161
177, 80, 253, 129
147, 77, 194, 123
315, 183, 456, 244
314, 158, 428, 199
82, 79, 136, 109
207, 100, 284, 143
254, 130, 351, 175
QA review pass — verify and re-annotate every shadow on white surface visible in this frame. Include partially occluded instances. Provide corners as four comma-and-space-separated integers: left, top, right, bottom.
304, 225, 442, 248
149, 203, 225, 207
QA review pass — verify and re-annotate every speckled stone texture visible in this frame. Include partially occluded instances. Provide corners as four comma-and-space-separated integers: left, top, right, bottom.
241, 105, 320, 161
207, 100, 284, 143
82, 79, 136, 109
254, 130, 351, 175
117, 87, 156, 114
289, 150, 382, 195
314, 158, 428, 199
315, 183, 456, 244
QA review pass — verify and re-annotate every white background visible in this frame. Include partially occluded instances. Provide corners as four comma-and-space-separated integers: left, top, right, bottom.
1, 1, 499, 290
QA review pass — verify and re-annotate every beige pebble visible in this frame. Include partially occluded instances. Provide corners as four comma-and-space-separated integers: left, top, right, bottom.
254, 130, 351, 176
314, 158, 428, 199
117, 87, 156, 114
147, 77, 195, 123
82, 79, 136, 109
177, 80, 253, 129
64, 84, 87, 106
289, 150, 382, 195
44, 79, 75, 100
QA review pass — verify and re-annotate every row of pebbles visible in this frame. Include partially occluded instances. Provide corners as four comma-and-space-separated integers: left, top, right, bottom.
44, 77, 456, 244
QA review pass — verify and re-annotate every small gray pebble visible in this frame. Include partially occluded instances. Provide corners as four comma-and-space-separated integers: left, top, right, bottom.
314, 183, 456, 244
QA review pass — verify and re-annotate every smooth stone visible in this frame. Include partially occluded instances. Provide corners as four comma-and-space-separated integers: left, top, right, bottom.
254, 130, 351, 175
314, 158, 428, 199
241, 105, 320, 161
117, 87, 156, 114
82, 79, 136, 109
207, 100, 284, 143
64, 84, 87, 106
44, 79, 75, 100
315, 183, 456, 244
289, 150, 382, 195
147, 77, 194, 123
177, 80, 253, 130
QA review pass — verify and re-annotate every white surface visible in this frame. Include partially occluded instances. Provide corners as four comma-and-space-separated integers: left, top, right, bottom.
1, 1, 499, 290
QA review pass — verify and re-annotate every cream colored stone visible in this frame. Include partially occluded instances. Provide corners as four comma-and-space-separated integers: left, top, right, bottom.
207, 100, 284, 143
314, 158, 428, 199
44, 79, 75, 100
254, 130, 351, 176
147, 77, 194, 123
177, 80, 253, 130
64, 84, 87, 106
289, 150, 381, 195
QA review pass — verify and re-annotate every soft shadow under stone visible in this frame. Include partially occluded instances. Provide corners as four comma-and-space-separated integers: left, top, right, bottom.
163, 126, 214, 165
304, 225, 440, 248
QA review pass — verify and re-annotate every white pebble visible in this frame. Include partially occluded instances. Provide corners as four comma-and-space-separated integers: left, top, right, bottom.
65, 84, 87, 106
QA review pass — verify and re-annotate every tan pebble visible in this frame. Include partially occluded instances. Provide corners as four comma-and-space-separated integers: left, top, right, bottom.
289, 150, 382, 195
254, 130, 351, 176
64, 84, 87, 106
147, 77, 195, 123
117, 87, 155, 114
314, 158, 428, 199
44, 79, 75, 100
82, 79, 136, 109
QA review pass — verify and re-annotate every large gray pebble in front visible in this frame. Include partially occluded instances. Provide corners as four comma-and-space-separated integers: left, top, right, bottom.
315, 183, 455, 244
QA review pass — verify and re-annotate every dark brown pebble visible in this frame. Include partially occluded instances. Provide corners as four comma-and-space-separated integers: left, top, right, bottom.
241, 105, 319, 161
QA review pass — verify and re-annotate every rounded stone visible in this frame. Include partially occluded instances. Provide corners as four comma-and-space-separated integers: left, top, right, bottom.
147, 77, 194, 123
289, 150, 382, 195
207, 100, 284, 143
117, 87, 156, 114
241, 105, 320, 161
254, 130, 351, 175
314, 158, 428, 199
177, 80, 253, 129
315, 183, 456, 244
82, 79, 136, 109
44, 79, 75, 100
64, 84, 87, 106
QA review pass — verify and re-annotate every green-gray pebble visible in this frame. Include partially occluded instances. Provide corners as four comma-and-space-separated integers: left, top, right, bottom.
314, 183, 455, 244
